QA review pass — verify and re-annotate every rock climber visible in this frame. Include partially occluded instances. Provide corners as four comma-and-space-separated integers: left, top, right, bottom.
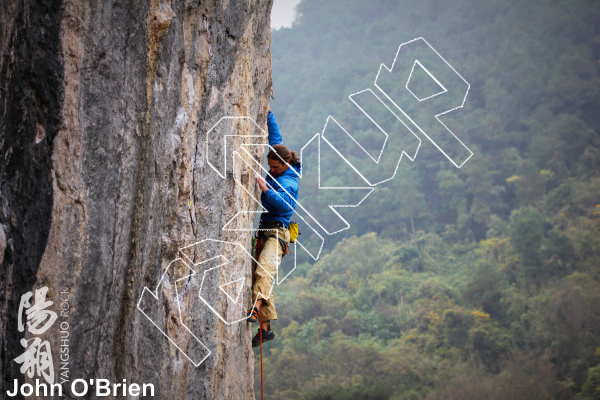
247, 104, 301, 347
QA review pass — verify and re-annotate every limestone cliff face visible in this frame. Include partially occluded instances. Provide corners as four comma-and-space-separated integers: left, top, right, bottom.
0, 0, 272, 398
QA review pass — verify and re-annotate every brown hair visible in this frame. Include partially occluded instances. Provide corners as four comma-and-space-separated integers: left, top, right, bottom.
267, 144, 299, 166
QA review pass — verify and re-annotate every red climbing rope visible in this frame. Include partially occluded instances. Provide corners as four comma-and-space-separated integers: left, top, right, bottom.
259, 308, 264, 400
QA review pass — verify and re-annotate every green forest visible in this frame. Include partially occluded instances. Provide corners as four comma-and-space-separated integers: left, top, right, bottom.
257, 0, 600, 398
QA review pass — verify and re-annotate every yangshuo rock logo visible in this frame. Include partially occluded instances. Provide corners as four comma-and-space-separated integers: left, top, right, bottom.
14, 286, 58, 384
8, 287, 72, 398
138, 37, 472, 366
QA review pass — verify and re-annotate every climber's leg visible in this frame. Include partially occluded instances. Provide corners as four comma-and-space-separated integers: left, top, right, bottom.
251, 233, 281, 321
251, 227, 288, 320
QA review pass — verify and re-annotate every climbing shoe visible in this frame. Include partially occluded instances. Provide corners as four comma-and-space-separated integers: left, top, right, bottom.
247, 306, 259, 323
252, 327, 275, 347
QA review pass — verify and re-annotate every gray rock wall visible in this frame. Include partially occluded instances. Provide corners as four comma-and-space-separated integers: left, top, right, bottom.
0, 0, 272, 398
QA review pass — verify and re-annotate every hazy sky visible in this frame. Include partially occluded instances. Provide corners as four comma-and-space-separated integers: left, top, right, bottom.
271, 0, 302, 30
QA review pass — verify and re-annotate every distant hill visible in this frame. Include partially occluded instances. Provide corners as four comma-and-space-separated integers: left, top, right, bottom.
261, 0, 600, 398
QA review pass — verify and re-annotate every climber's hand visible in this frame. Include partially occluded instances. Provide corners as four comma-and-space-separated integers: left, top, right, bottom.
267, 103, 271, 112
255, 175, 268, 192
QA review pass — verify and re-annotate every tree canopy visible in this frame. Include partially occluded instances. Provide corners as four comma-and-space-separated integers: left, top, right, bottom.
259, 0, 600, 398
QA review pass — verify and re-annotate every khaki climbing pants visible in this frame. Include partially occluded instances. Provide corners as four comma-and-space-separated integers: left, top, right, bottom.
251, 226, 289, 321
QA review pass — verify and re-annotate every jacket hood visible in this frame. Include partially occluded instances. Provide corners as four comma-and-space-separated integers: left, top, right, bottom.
287, 161, 301, 176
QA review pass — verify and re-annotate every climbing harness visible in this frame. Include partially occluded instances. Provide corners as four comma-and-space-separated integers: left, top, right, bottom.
257, 220, 291, 257
277, 236, 290, 257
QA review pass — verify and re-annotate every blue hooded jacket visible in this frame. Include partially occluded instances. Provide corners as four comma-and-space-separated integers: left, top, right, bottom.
260, 111, 301, 228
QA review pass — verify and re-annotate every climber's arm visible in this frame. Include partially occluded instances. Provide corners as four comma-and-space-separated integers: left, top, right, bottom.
267, 110, 283, 146
256, 175, 295, 212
